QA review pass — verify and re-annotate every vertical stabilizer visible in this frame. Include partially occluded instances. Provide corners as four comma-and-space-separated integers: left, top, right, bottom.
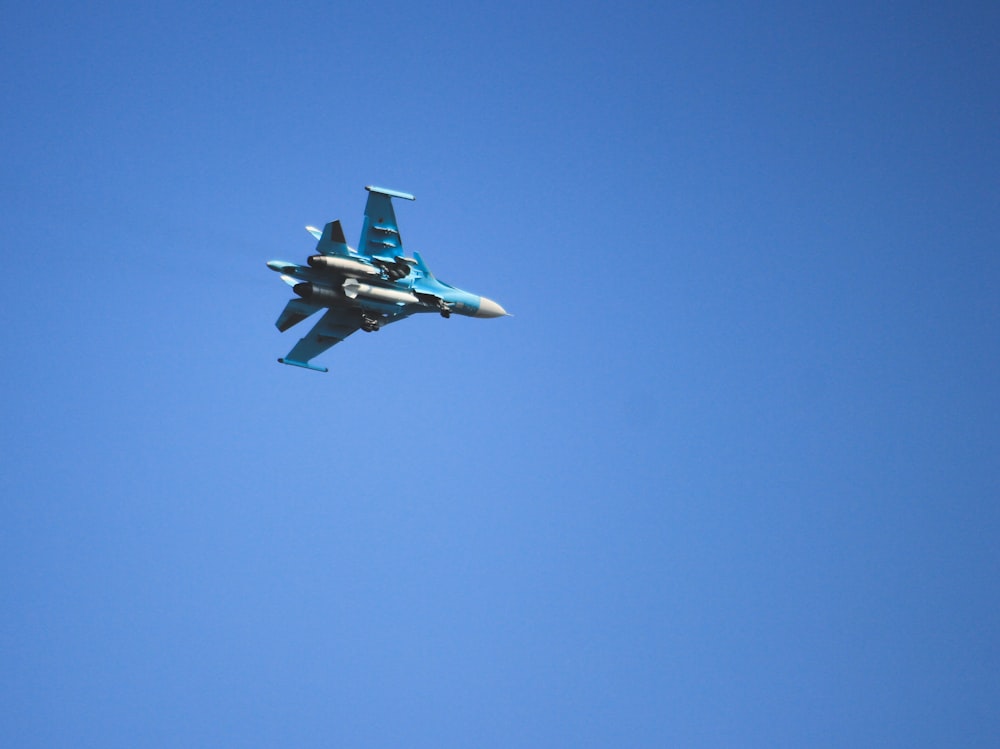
314, 220, 350, 256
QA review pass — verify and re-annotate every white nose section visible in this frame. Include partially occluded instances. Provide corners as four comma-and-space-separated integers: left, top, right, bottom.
475, 296, 508, 318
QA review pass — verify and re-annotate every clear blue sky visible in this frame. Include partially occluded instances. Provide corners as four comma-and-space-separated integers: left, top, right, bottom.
2, 2, 998, 746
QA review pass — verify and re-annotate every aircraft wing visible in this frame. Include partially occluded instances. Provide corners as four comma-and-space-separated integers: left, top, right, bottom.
278, 305, 413, 372
278, 307, 365, 372
358, 186, 414, 260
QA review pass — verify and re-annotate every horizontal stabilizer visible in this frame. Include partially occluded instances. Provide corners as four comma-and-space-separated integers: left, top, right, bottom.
306, 226, 322, 240
275, 298, 322, 332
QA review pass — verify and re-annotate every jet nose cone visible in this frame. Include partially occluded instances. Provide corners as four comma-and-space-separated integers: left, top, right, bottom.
475, 296, 508, 318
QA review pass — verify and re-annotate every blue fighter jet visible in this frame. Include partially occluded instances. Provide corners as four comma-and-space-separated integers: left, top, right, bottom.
267, 186, 508, 372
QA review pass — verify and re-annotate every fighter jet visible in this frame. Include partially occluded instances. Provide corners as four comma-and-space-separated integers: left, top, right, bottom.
267, 186, 508, 372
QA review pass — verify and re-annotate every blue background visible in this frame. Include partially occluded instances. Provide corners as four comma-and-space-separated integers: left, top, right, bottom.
3, 2, 998, 746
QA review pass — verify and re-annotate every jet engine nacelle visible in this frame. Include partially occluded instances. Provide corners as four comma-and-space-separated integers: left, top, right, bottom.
307, 254, 381, 278
293, 282, 340, 305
